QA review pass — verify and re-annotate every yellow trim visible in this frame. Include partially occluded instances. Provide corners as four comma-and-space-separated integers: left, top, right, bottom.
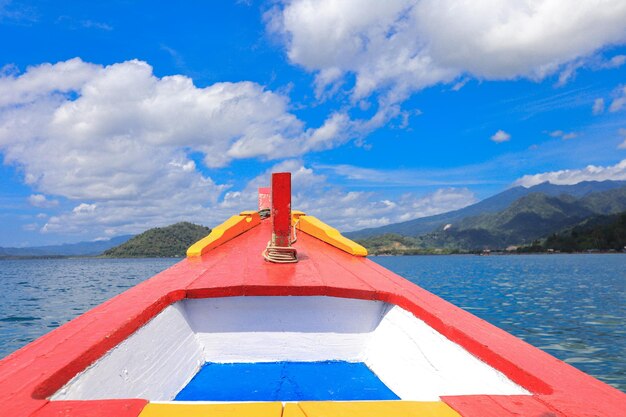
186, 211, 261, 257
292, 210, 306, 219
282, 403, 307, 417
298, 401, 462, 417
139, 401, 461, 417
139, 402, 283, 417
292, 211, 367, 256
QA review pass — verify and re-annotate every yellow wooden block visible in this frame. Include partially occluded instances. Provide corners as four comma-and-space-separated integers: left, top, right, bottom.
294, 214, 367, 257
283, 403, 307, 417
139, 402, 283, 417
298, 401, 462, 417
187, 211, 261, 257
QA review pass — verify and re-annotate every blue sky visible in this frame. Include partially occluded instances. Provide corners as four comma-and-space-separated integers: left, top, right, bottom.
1, 0, 626, 246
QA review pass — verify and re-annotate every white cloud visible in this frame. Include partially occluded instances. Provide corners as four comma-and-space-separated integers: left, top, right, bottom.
514, 159, 626, 187
0, 0, 38, 23
0, 58, 100, 108
555, 61, 582, 87
609, 86, 626, 112
562, 133, 577, 140
491, 130, 511, 143
604, 54, 626, 69
296, 186, 476, 231
451, 78, 469, 91
0, 58, 365, 237
72, 203, 96, 214
394, 188, 477, 223
0, 59, 353, 186
618, 128, 626, 150
269, 0, 626, 103
80, 20, 113, 31
22, 223, 39, 231
549, 130, 577, 140
27, 194, 58, 208
315, 162, 508, 188
227, 160, 476, 231
592, 98, 605, 115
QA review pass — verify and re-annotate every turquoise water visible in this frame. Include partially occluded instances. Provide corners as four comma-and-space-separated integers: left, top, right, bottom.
0, 254, 624, 391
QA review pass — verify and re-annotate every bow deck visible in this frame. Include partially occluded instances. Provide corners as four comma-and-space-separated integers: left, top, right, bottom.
0, 216, 625, 416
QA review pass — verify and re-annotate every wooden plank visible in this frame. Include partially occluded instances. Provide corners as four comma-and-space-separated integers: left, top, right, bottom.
186, 211, 260, 257
32, 400, 148, 417
490, 395, 565, 416
298, 401, 461, 417
294, 214, 367, 256
283, 403, 307, 417
443, 395, 567, 417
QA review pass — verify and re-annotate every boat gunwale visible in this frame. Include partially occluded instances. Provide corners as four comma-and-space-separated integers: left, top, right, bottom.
32, 285, 554, 400
1, 220, 624, 417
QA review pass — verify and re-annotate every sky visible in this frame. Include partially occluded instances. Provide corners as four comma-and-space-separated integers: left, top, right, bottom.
1, 0, 626, 246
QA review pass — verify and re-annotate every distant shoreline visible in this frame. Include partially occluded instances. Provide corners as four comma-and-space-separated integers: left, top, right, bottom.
0, 255, 186, 261
2, 252, 624, 260
369, 250, 626, 256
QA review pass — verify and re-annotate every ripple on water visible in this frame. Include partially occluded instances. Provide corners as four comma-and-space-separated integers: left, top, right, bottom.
565, 357, 603, 364
0, 316, 40, 322
372, 254, 626, 392
0, 258, 179, 360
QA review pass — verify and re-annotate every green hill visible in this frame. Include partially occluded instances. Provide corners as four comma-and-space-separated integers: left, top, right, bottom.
355, 233, 462, 255
103, 222, 211, 258
579, 186, 626, 213
427, 192, 595, 248
541, 212, 626, 252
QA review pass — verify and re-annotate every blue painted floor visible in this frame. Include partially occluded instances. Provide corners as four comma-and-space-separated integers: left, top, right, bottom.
174, 361, 400, 401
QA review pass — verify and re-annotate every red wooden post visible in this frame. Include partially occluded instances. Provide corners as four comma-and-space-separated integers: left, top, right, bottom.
271, 172, 291, 247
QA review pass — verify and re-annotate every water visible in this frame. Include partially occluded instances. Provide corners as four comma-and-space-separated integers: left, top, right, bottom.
0, 255, 624, 392
0, 258, 178, 359
373, 254, 626, 392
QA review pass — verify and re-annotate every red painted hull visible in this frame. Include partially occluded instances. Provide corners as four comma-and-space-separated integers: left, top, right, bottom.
0, 219, 624, 416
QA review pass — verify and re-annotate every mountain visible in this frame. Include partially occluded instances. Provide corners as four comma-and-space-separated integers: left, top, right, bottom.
579, 185, 626, 213
103, 222, 211, 258
0, 235, 133, 258
421, 186, 626, 249
354, 183, 626, 252
418, 193, 596, 249
360, 209, 626, 255
541, 211, 626, 252
346, 180, 626, 239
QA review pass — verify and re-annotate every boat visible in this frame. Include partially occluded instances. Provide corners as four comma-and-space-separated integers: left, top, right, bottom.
0, 172, 624, 417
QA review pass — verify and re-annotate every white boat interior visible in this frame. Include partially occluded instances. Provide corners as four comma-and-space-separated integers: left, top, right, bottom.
51, 296, 529, 401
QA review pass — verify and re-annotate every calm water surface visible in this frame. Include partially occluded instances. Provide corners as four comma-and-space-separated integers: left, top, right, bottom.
0, 258, 178, 359
0, 254, 624, 391
374, 254, 625, 391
